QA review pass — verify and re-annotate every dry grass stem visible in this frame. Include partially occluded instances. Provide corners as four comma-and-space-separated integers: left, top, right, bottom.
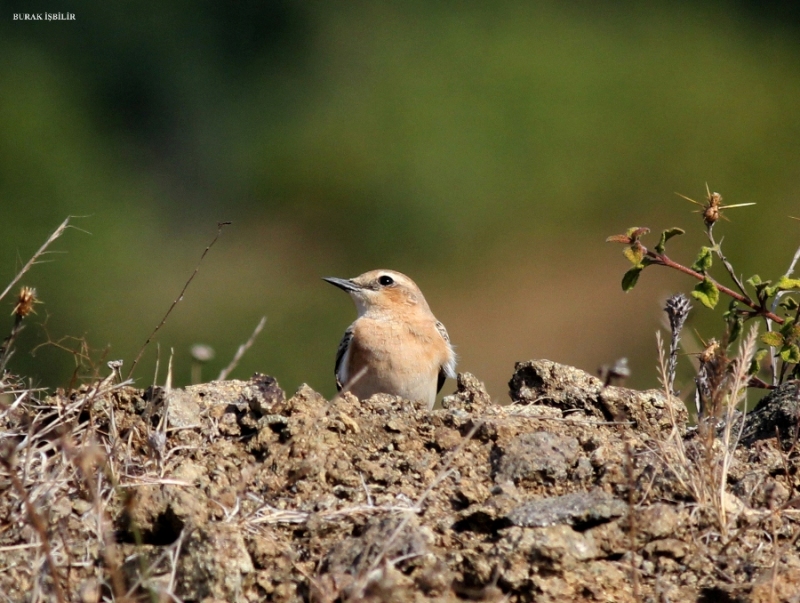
655, 323, 760, 539
0, 217, 75, 305
127, 222, 230, 380
218, 316, 267, 381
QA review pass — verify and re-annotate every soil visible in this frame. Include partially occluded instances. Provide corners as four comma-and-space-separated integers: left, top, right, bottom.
1, 359, 799, 602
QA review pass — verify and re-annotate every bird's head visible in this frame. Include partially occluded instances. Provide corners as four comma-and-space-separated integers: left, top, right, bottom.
323, 269, 430, 317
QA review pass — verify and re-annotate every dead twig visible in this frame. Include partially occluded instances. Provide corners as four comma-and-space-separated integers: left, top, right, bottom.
218, 316, 267, 381
0, 217, 78, 304
127, 222, 230, 380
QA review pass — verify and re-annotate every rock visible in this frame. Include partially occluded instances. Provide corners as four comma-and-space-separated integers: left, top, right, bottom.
163, 387, 202, 429
1, 363, 793, 603
243, 373, 285, 416
493, 431, 580, 485
644, 538, 689, 559
506, 490, 627, 528
499, 524, 599, 571
750, 563, 800, 603
176, 524, 254, 601
441, 372, 492, 411
508, 359, 687, 434
321, 515, 428, 577
740, 380, 800, 447
635, 503, 681, 540
509, 359, 603, 411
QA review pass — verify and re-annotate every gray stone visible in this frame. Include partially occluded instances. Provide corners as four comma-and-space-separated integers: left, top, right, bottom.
495, 431, 580, 484
740, 380, 800, 447
507, 490, 627, 528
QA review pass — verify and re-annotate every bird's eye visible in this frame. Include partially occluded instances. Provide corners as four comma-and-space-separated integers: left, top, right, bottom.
378, 275, 394, 286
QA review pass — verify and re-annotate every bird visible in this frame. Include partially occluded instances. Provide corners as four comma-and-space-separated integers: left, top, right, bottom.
323, 269, 456, 410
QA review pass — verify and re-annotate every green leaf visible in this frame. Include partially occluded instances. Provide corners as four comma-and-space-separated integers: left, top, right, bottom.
749, 349, 768, 375
755, 282, 773, 301
621, 266, 643, 292
622, 244, 645, 266
779, 296, 798, 311
766, 276, 800, 298
746, 275, 762, 288
774, 276, 800, 291
760, 331, 784, 347
727, 314, 743, 345
779, 344, 800, 364
655, 227, 685, 254
722, 299, 738, 318
748, 275, 773, 301
724, 301, 742, 344
691, 247, 714, 273
691, 278, 720, 309
779, 317, 796, 338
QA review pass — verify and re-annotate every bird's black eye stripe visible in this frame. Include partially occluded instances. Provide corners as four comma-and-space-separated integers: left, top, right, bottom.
378, 275, 394, 286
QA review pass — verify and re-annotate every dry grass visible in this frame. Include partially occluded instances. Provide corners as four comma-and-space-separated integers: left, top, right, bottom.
654, 325, 758, 538
0, 217, 177, 602
0, 369, 133, 601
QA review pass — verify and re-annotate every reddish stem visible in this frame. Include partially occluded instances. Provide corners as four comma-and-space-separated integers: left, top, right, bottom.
643, 246, 785, 324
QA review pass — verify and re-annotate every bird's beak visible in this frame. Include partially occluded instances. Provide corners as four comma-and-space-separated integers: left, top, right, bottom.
323, 277, 360, 293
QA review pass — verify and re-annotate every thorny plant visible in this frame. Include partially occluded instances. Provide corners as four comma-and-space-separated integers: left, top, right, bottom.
608, 185, 800, 394
611, 187, 800, 540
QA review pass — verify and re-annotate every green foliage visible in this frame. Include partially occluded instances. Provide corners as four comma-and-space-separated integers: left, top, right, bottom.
623, 245, 645, 267
763, 275, 800, 298
626, 227, 650, 241
655, 227, 685, 254
622, 266, 643, 292
723, 301, 743, 344
778, 317, 799, 339
779, 344, 800, 364
749, 349, 768, 375
609, 193, 800, 389
691, 247, 714, 273
760, 331, 784, 347
691, 278, 720, 309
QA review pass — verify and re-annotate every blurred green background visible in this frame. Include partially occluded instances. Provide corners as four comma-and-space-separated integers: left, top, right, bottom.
2, 0, 800, 402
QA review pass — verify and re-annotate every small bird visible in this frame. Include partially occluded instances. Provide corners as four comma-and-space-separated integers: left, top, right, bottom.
323, 269, 456, 409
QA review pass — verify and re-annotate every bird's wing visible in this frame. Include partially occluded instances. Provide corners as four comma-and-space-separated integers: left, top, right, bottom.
334, 325, 354, 391
435, 320, 457, 393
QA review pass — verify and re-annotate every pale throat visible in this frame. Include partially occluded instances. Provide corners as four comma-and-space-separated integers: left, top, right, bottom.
350, 293, 419, 319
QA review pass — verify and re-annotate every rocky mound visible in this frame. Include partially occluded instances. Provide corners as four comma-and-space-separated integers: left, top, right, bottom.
0, 360, 798, 602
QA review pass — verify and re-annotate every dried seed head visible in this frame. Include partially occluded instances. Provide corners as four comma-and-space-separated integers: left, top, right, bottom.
702, 193, 722, 226
703, 206, 720, 225
664, 294, 692, 335
699, 338, 721, 364
12, 287, 38, 318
